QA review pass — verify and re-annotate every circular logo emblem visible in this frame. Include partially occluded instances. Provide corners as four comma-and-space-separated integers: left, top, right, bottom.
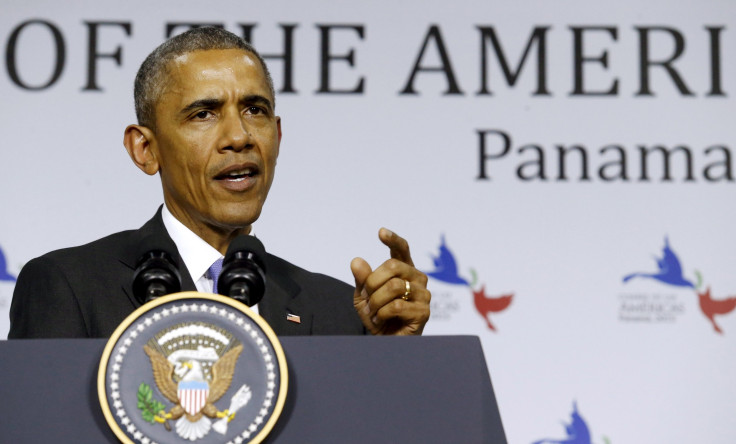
98, 292, 288, 444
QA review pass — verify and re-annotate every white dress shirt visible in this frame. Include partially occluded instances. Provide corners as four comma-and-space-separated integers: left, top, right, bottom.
161, 205, 259, 313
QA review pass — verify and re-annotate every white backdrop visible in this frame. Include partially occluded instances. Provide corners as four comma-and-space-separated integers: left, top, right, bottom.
1, 1, 735, 443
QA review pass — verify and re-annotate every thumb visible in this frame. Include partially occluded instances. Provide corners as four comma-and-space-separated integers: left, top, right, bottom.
350, 257, 372, 310
351, 257, 374, 330
350, 257, 371, 296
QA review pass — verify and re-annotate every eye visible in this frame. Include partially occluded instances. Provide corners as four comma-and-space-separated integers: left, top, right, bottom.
245, 106, 264, 115
194, 110, 212, 119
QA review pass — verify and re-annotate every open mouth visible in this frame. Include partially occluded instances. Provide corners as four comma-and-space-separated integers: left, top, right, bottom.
215, 166, 259, 182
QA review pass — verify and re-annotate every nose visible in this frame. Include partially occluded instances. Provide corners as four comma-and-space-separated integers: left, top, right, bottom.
219, 111, 252, 152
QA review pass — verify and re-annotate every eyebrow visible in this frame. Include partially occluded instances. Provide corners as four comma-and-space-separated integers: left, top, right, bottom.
180, 98, 223, 116
180, 94, 274, 116
240, 94, 274, 112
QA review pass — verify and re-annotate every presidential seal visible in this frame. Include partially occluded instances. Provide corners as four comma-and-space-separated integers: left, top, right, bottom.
98, 292, 288, 444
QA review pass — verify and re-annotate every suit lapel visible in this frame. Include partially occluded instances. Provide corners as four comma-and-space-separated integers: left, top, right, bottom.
119, 206, 196, 309
116, 208, 308, 336
260, 254, 313, 335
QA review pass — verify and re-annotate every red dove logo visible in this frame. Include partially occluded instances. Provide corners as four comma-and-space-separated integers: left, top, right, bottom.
697, 288, 736, 334
472, 286, 513, 331
425, 235, 513, 331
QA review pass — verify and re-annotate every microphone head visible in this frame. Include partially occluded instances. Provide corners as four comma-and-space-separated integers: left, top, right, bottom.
218, 235, 267, 306
132, 234, 182, 304
224, 235, 267, 268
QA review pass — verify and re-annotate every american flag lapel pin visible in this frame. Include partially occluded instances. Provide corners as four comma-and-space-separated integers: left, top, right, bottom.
286, 313, 301, 324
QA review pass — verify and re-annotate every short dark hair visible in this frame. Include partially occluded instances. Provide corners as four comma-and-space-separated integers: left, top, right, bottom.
134, 27, 275, 129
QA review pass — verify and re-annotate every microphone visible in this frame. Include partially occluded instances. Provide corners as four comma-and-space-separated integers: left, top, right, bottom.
132, 234, 182, 304
218, 235, 267, 306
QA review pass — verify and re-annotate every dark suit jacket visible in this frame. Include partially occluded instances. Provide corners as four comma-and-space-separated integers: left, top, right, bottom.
8, 209, 365, 338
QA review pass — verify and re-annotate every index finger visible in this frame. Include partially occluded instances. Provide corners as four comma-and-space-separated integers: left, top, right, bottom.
379, 228, 414, 267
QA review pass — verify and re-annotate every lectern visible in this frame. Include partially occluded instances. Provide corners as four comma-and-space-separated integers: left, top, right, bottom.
0, 336, 506, 443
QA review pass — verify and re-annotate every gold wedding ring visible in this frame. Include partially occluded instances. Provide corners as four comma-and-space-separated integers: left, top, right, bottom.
402, 280, 411, 301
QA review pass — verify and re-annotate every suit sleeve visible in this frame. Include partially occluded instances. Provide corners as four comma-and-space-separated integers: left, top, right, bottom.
8, 256, 89, 338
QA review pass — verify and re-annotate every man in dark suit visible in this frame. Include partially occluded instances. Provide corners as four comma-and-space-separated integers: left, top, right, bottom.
8, 27, 430, 339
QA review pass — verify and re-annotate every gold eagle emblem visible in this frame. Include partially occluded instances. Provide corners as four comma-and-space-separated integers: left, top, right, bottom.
142, 322, 245, 440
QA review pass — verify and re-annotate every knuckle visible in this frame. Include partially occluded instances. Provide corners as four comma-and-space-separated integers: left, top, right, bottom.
417, 272, 428, 286
390, 277, 405, 293
368, 297, 380, 313
386, 258, 402, 273
363, 276, 378, 294
419, 307, 430, 323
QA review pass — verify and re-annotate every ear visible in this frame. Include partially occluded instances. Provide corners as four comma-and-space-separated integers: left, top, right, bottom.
276, 116, 282, 144
275, 116, 282, 158
123, 124, 159, 175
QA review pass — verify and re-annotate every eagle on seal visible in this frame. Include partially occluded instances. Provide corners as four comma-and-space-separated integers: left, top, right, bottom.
144, 344, 243, 440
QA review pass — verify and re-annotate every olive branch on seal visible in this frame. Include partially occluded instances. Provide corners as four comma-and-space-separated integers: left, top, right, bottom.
137, 382, 169, 429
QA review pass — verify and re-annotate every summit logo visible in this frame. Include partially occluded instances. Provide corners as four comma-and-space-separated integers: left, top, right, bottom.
424, 235, 513, 331
0, 246, 17, 283
621, 237, 736, 334
533, 401, 611, 444
0, 245, 17, 313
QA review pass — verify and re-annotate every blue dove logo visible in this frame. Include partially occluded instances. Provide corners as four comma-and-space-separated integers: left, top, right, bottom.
533, 401, 610, 444
622, 237, 694, 288
0, 246, 17, 283
426, 235, 470, 286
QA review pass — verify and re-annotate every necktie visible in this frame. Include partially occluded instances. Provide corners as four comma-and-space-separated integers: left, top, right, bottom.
208, 257, 224, 294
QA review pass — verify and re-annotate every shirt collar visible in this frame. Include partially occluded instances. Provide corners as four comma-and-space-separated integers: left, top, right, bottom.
161, 205, 222, 283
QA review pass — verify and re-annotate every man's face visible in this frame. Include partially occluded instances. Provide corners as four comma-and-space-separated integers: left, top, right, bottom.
149, 49, 281, 238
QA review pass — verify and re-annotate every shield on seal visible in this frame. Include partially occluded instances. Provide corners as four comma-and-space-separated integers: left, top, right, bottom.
178, 380, 210, 416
